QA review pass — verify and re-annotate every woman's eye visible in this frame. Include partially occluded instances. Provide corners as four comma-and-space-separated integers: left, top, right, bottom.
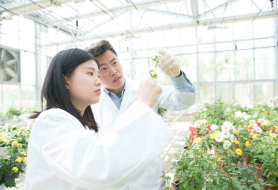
88, 72, 94, 75
101, 68, 107, 71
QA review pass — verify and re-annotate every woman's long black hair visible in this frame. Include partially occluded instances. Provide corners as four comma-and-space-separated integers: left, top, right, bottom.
31, 48, 98, 132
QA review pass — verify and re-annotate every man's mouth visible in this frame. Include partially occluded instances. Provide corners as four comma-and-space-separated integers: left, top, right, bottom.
114, 76, 121, 82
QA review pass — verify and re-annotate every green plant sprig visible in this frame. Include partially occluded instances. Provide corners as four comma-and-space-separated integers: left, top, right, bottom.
149, 55, 160, 79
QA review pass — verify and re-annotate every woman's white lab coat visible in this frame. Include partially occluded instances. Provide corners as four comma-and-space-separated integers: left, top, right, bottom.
25, 101, 173, 190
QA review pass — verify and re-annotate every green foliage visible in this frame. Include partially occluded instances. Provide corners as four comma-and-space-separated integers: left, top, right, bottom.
150, 55, 160, 79
6, 108, 21, 117
0, 124, 30, 187
158, 107, 167, 117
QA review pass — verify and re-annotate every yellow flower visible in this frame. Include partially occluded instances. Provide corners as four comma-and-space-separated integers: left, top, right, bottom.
210, 134, 215, 139
262, 121, 271, 126
230, 150, 233, 153
23, 157, 27, 164
17, 143, 22, 148
235, 140, 240, 145
16, 157, 23, 162
236, 148, 242, 156
270, 133, 276, 138
252, 134, 258, 140
27, 138, 29, 141
232, 137, 237, 142
11, 141, 18, 145
238, 125, 242, 128
193, 137, 202, 143
4, 140, 8, 144
245, 141, 250, 147
21, 151, 27, 156
12, 167, 18, 172
243, 137, 247, 140
217, 157, 221, 161
235, 130, 240, 135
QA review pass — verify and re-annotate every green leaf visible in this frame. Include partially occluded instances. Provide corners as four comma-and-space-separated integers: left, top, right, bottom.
153, 74, 158, 79
160, 181, 166, 187
232, 177, 242, 189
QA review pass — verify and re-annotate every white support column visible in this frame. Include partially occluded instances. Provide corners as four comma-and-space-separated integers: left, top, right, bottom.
275, 0, 278, 96
130, 10, 135, 80
35, 23, 42, 106
196, 27, 200, 103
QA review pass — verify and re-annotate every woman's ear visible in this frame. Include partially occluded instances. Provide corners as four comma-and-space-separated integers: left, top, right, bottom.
63, 75, 70, 90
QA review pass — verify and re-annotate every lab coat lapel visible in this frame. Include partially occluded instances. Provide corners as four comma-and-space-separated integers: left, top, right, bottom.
102, 89, 119, 112
119, 79, 138, 114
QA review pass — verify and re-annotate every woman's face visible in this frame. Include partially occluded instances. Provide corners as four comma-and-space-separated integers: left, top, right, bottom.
65, 60, 101, 108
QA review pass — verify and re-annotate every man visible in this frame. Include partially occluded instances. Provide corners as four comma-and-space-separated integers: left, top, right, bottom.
87, 40, 196, 190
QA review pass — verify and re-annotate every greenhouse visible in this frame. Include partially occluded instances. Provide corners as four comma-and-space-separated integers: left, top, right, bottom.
0, 0, 277, 189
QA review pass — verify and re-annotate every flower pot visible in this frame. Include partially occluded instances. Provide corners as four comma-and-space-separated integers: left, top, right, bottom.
257, 174, 277, 190
250, 163, 264, 175
0, 184, 5, 190
171, 179, 180, 190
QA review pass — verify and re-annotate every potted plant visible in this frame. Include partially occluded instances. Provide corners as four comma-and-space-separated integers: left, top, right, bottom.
0, 124, 29, 189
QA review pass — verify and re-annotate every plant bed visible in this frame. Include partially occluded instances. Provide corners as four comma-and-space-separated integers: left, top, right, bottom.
257, 174, 278, 190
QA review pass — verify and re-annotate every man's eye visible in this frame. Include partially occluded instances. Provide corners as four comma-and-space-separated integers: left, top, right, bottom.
113, 62, 117, 64
101, 68, 107, 71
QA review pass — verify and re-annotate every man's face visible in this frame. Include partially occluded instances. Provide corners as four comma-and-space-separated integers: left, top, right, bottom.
97, 50, 124, 94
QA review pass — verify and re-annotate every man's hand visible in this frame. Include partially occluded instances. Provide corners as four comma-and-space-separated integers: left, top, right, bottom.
157, 49, 181, 78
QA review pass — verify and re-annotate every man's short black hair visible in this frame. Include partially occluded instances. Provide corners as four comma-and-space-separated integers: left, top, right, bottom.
86, 40, 117, 58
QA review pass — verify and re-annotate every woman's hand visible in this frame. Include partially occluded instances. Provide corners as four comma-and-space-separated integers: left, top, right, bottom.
137, 78, 162, 108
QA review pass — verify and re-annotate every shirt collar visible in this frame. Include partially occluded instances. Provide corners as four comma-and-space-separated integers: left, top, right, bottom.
104, 81, 126, 97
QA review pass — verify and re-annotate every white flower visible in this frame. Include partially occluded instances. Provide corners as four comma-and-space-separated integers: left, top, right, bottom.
226, 108, 231, 112
249, 120, 256, 124
210, 125, 218, 131
274, 111, 277, 113
223, 143, 230, 149
224, 140, 231, 146
235, 111, 243, 118
229, 134, 235, 142
244, 115, 251, 120
223, 122, 233, 127
254, 126, 263, 133
222, 124, 231, 132
203, 108, 207, 112
222, 131, 231, 139
215, 133, 224, 142
233, 103, 238, 106
252, 123, 259, 128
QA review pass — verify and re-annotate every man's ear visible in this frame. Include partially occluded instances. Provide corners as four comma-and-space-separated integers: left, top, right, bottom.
63, 75, 70, 90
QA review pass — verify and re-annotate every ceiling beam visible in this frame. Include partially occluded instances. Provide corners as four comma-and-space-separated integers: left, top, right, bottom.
199, 0, 239, 18
143, 8, 192, 19
190, 0, 199, 20
45, 0, 184, 26
0, 0, 85, 15
42, 11, 278, 47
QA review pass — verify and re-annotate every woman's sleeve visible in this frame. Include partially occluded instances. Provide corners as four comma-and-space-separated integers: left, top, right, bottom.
42, 101, 173, 189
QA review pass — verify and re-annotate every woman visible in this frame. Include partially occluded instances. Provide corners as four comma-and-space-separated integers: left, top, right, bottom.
25, 48, 173, 190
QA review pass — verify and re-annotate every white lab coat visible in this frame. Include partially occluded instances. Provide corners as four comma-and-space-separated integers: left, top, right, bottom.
92, 78, 196, 190
25, 101, 173, 190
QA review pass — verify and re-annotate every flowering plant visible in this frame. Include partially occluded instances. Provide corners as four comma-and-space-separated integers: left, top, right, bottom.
0, 124, 30, 187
